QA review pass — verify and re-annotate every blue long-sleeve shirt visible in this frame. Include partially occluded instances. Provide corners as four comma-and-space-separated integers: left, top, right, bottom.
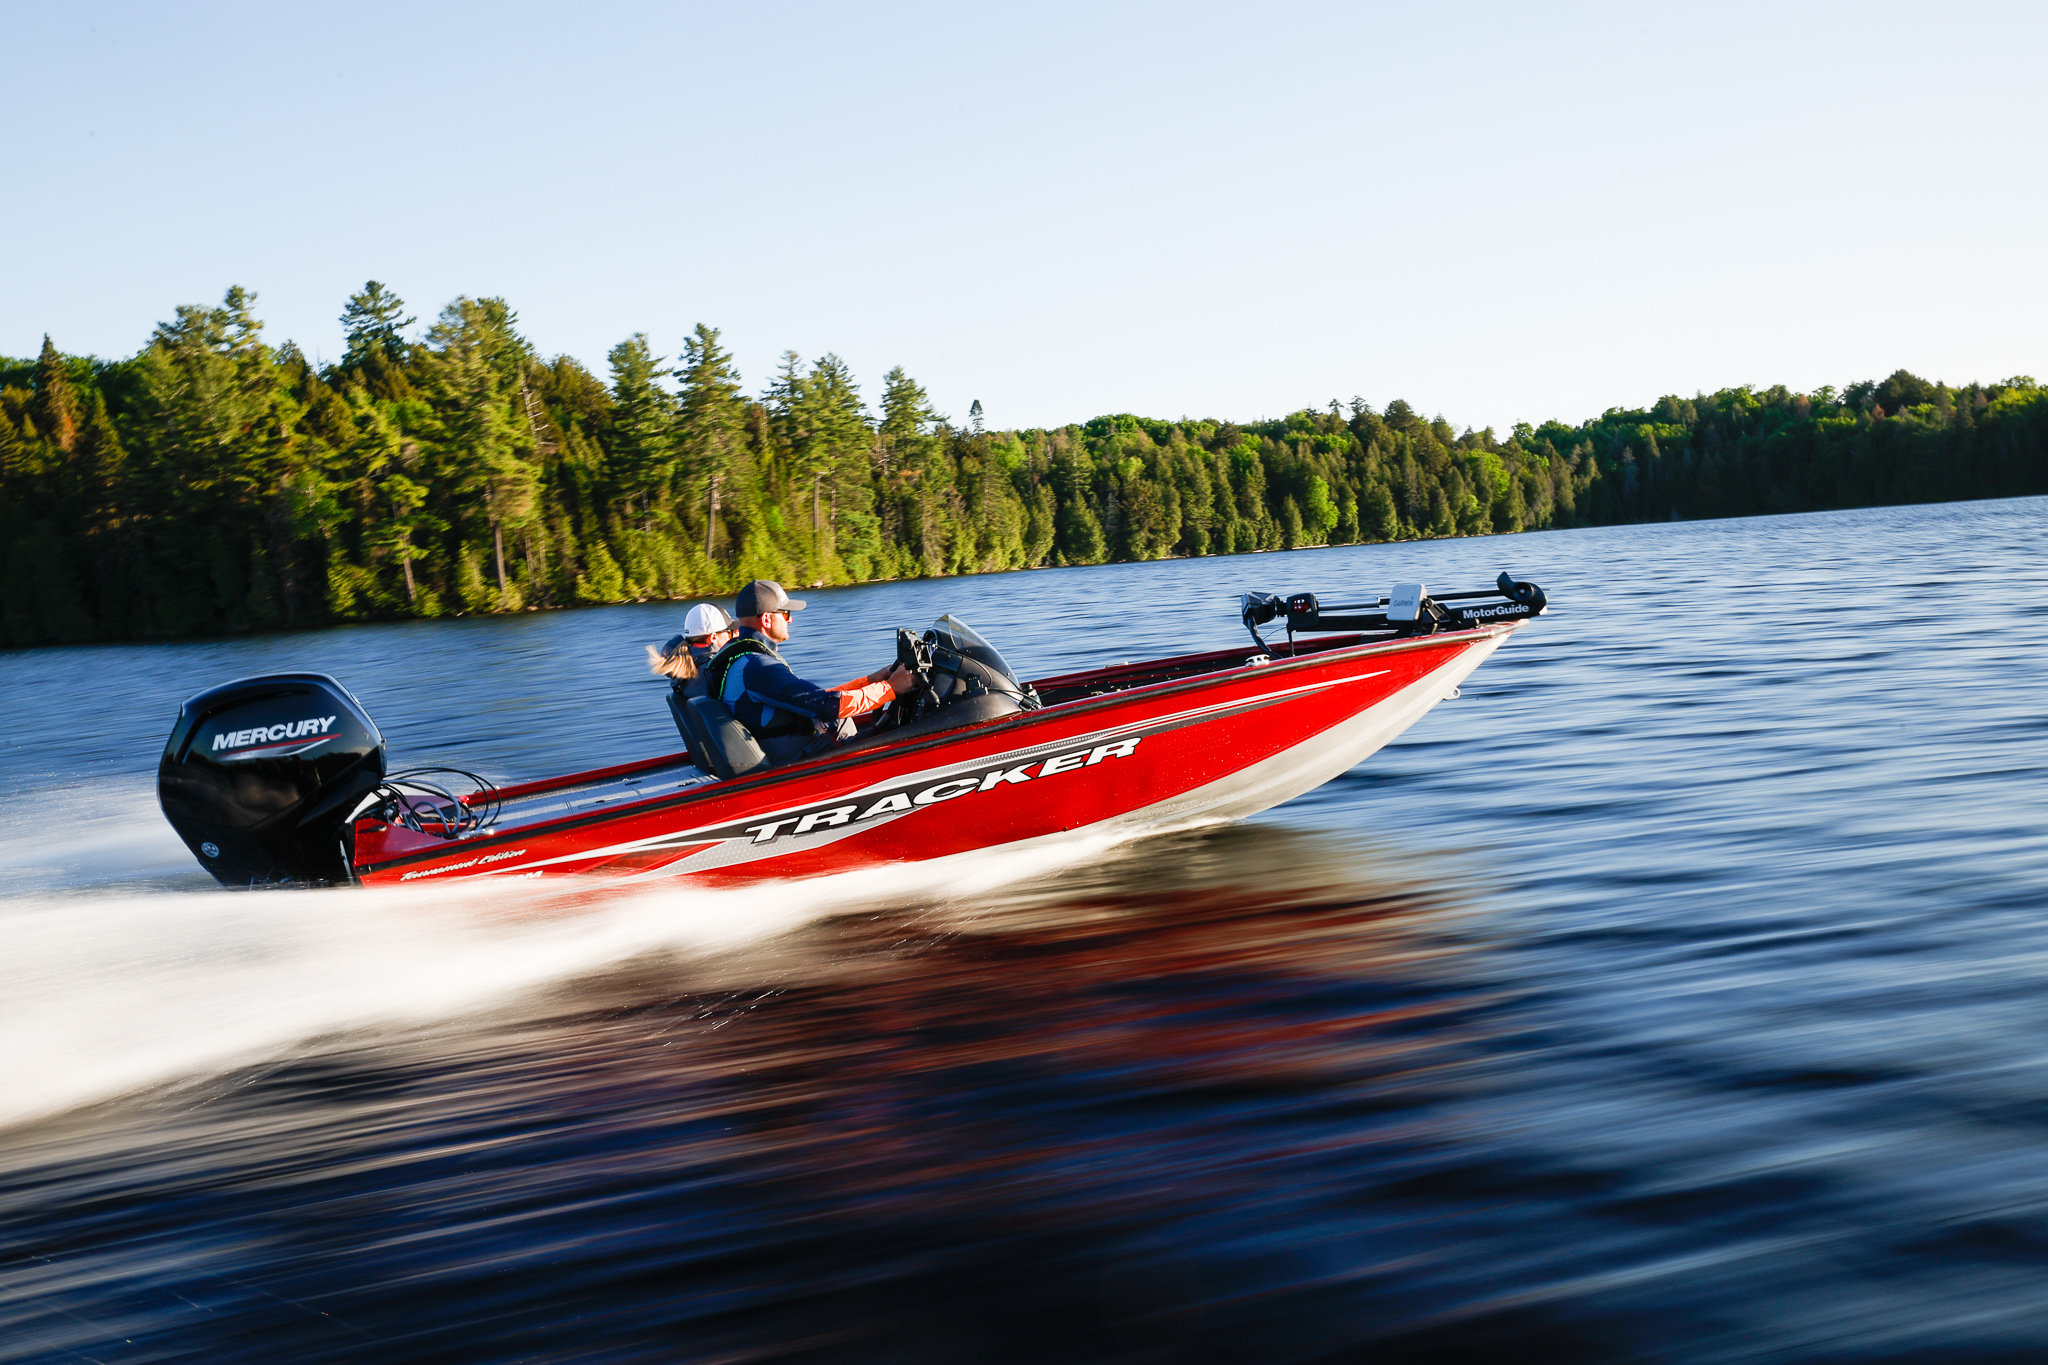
713, 631, 863, 737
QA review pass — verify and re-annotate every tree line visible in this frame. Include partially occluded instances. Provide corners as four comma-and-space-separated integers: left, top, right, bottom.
3, 283, 2044, 647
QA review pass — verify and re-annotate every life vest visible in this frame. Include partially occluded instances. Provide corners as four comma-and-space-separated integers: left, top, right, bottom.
705, 638, 813, 739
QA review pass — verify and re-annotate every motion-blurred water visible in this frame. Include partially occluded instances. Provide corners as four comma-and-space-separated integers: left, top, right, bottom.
3, 498, 2046, 1363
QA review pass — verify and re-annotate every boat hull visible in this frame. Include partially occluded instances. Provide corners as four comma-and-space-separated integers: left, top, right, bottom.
353, 625, 1515, 890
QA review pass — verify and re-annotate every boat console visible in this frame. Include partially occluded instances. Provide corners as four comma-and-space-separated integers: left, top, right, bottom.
834, 614, 1041, 753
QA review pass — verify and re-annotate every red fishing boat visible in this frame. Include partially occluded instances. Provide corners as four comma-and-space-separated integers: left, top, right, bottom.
158, 575, 1548, 889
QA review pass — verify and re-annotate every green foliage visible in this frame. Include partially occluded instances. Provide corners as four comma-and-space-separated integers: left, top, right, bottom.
31, 337, 80, 453
606, 333, 676, 519
576, 540, 625, 602
339, 282, 415, 371
4, 296, 2044, 648
677, 323, 748, 559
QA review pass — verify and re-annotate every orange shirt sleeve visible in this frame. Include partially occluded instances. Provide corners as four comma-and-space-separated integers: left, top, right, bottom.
833, 680, 895, 719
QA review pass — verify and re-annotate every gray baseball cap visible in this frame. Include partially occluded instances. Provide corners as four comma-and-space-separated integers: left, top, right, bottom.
734, 579, 807, 617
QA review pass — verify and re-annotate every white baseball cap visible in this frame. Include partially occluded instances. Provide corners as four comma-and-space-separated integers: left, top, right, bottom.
682, 603, 734, 638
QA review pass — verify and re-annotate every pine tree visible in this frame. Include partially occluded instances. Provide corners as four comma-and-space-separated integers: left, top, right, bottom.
374, 472, 435, 606
790, 353, 868, 548
606, 333, 675, 530
421, 297, 538, 607
128, 287, 297, 632
879, 366, 940, 467
340, 282, 416, 369
677, 324, 747, 558
31, 337, 79, 454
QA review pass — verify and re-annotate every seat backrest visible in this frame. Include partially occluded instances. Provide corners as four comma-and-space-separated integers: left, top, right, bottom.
666, 688, 716, 771
665, 688, 694, 742
683, 695, 768, 780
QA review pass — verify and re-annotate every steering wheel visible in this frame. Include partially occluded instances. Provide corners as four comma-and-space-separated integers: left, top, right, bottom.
876, 629, 937, 731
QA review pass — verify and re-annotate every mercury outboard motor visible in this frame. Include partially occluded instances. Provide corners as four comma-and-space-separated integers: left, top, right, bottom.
158, 673, 385, 887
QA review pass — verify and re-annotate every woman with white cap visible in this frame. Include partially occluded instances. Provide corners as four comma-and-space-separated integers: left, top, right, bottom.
646, 603, 738, 702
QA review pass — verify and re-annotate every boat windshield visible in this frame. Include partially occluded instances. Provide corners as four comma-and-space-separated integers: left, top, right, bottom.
931, 614, 1022, 687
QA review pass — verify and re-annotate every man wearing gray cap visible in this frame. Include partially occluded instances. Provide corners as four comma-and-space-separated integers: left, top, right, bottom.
706, 580, 912, 763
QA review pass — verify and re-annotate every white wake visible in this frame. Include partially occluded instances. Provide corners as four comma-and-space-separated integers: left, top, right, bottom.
0, 828, 1118, 1132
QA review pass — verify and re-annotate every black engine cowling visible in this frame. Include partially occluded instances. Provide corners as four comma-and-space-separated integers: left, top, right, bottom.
158, 673, 385, 887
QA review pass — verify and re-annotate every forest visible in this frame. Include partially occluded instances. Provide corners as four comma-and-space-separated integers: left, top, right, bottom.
3, 283, 2045, 647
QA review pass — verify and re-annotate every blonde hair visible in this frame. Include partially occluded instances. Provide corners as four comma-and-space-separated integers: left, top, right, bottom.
647, 641, 699, 681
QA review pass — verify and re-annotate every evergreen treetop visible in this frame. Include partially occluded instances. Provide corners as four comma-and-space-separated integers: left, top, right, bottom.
340, 281, 416, 369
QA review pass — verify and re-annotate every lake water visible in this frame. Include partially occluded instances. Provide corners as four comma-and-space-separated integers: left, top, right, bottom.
3, 497, 2046, 1363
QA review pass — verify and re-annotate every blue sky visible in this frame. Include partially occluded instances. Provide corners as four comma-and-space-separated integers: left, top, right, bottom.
6, 0, 2043, 434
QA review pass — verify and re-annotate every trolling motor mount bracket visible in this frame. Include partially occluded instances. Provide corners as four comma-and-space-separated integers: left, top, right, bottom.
1239, 571, 1550, 651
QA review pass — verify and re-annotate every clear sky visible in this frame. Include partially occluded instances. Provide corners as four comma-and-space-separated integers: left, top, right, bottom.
6, 0, 2044, 435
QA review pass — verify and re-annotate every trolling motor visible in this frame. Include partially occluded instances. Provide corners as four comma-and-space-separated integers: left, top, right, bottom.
1240, 572, 1548, 653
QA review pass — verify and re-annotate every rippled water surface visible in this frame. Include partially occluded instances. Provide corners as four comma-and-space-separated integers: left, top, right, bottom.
4, 499, 2047, 1363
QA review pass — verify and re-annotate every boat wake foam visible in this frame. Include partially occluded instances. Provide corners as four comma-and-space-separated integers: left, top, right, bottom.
0, 831, 1126, 1132
0, 785, 208, 899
